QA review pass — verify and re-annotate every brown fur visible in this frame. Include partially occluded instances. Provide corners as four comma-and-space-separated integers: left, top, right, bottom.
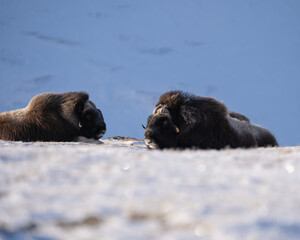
145, 91, 278, 149
0, 92, 105, 142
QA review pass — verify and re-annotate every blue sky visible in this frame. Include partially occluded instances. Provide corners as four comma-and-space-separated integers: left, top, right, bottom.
0, 0, 300, 145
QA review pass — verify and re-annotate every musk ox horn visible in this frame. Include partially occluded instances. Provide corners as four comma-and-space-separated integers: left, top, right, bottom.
153, 105, 171, 118
152, 105, 180, 133
152, 105, 163, 115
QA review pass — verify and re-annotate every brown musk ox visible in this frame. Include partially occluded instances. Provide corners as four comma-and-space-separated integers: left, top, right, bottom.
0, 92, 106, 142
144, 91, 278, 149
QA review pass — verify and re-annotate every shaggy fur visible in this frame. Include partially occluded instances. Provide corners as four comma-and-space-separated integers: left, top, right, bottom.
144, 91, 278, 149
0, 92, 106, 142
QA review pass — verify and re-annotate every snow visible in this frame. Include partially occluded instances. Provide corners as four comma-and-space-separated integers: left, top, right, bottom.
1, 139, 300, 240
1, 1, 300, 238
1, 0, 300, 146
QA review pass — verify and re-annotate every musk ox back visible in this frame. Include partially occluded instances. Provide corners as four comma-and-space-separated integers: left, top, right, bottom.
0, 92, 106, 142
144, 91, 278, 149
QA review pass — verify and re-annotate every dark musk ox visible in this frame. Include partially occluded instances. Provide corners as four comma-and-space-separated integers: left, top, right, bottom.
0, 92, 106, 142
144, 91, 278, 149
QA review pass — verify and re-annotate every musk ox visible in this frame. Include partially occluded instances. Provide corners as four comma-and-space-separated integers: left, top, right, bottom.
0, 92, 106, 142
144, 91, 278, 149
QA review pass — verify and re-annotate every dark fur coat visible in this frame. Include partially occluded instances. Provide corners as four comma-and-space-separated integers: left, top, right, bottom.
144, 91, 278, 149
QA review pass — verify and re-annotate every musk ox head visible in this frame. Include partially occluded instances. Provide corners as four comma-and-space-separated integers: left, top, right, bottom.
76, 100, 106, 140
144, 105, 179, 149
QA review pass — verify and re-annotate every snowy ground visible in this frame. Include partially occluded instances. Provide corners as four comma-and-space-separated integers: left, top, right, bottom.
0, 139, 300, 240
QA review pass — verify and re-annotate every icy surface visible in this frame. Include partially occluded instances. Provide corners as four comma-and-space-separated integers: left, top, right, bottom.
0, 140, 300, 240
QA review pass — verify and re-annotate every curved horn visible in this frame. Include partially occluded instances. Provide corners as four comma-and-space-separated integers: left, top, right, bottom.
153, 105, 171, 118
152, 105, 179, 133
152, 104, 164, 115
174, 125, 180, 133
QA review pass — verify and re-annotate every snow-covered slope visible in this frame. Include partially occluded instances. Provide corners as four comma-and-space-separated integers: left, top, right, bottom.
1, 0, 300, 146
0, 140, 299, 240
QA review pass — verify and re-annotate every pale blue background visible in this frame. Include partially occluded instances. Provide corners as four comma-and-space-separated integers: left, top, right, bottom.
1, 0, 299, 146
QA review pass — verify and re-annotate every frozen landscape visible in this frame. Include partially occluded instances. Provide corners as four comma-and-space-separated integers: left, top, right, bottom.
1, 0, 300, 145
1, 1, 300, 239
0, 139, 300, 240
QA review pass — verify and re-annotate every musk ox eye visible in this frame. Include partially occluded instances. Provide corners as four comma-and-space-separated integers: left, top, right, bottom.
159, 118, 169, 127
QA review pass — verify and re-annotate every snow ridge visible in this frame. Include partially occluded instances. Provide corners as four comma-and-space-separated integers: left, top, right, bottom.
0, 140, 299, 240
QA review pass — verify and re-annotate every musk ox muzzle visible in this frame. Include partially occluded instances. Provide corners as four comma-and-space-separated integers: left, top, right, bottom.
144, 138, 159, 149
78, 101, 106, 140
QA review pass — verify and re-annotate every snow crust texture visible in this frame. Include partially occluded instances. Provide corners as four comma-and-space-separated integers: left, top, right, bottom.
0, 140, 300, 240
